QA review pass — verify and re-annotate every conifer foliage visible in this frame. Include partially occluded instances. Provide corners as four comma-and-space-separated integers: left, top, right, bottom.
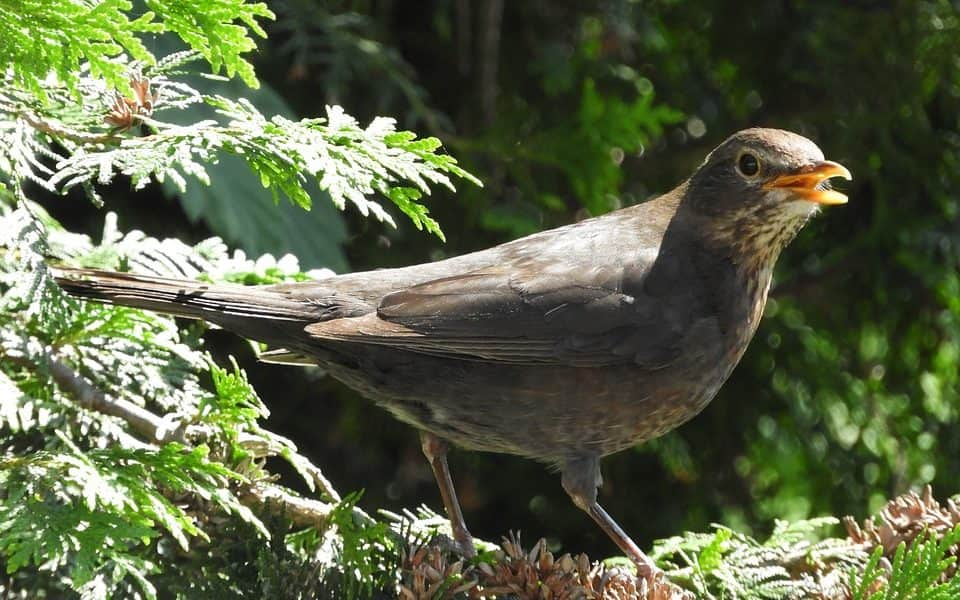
1, 1, 476, 596
0, 2, 957, 598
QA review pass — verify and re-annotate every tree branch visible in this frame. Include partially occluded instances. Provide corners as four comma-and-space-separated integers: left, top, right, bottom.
18, 111, 120, 145
2, 342, 350, 529
242, 482, 334, 530
4, 349, 189, 444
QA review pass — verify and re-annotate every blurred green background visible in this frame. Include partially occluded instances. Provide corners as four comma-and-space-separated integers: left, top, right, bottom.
43, 0, 960, 557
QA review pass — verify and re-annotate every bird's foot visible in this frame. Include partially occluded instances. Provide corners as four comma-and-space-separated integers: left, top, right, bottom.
430, 531, 476, 559
448, 522, 477, 559
454, 535, 477, 559
634, 558, 664, 582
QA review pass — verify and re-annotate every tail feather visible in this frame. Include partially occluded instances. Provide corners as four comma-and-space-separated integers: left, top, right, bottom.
53, 267, 323, 343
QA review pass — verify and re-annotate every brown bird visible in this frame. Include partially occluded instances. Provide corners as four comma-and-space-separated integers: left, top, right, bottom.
55, 128, 851, 578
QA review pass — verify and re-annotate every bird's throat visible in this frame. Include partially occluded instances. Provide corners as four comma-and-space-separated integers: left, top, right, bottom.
714, 203, 814, 275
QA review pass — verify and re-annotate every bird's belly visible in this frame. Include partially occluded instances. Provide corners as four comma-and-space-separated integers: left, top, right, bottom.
322, 348, 734, 462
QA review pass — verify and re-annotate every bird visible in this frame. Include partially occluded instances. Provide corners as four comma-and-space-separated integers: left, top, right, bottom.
54, 128, 851, 578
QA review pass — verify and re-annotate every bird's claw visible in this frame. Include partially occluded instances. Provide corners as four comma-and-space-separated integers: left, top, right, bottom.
638, 564, 664, 581
431, 532, 477, 559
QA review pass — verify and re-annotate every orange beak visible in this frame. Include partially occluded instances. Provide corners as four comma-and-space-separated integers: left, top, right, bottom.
764, 160, 852, 205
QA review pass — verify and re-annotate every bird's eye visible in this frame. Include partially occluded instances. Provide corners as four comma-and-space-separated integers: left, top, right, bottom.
737, 152, 761, 178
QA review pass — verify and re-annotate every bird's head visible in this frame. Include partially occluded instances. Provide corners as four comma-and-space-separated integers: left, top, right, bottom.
684, 128, 851, 259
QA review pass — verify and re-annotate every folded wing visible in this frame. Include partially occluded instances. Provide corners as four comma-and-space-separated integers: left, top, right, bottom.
305, 259, 694, 369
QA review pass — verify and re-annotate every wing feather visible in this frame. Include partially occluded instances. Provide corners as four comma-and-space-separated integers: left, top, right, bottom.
304, 259, 691, 367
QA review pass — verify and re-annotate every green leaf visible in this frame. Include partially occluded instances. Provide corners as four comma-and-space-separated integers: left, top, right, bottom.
697, 527, 731, 572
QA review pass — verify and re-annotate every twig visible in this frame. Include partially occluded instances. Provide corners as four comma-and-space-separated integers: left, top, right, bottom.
19, 111, 120, 145
47, 354, 190, 444
4, 350, 189, 444
242, 482, 334, 530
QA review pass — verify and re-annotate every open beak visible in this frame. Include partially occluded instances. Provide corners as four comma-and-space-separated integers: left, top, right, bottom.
764, 160, 852, 205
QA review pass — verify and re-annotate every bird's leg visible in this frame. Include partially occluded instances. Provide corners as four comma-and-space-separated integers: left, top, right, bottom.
419, 431, 476, 557
561, 456, 662, 580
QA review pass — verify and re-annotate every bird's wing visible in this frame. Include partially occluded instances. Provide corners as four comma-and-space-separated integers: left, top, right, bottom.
304, 260, 700, 368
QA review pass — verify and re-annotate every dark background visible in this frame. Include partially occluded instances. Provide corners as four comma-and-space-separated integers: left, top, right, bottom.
43, 0, 960, 557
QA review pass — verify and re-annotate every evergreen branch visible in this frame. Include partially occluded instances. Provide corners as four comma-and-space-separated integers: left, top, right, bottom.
0, 0, 273, 99
0, 203, 364, 596
242, 482, 335, 530
18, 110, 121, 145
1, 337, 342, 533
2, 51, 480, 239
0, 0, 160, 100
4, 350, 188, 445
41, 97, 477, 238
1, 339, 341, 537
145, 0, 273, 88
849, 525, 960, 599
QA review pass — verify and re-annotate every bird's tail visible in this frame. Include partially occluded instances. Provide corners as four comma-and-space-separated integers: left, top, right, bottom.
53, 267, 320, 342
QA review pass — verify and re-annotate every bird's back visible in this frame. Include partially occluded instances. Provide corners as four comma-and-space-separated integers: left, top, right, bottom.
267, 193, 679, 314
